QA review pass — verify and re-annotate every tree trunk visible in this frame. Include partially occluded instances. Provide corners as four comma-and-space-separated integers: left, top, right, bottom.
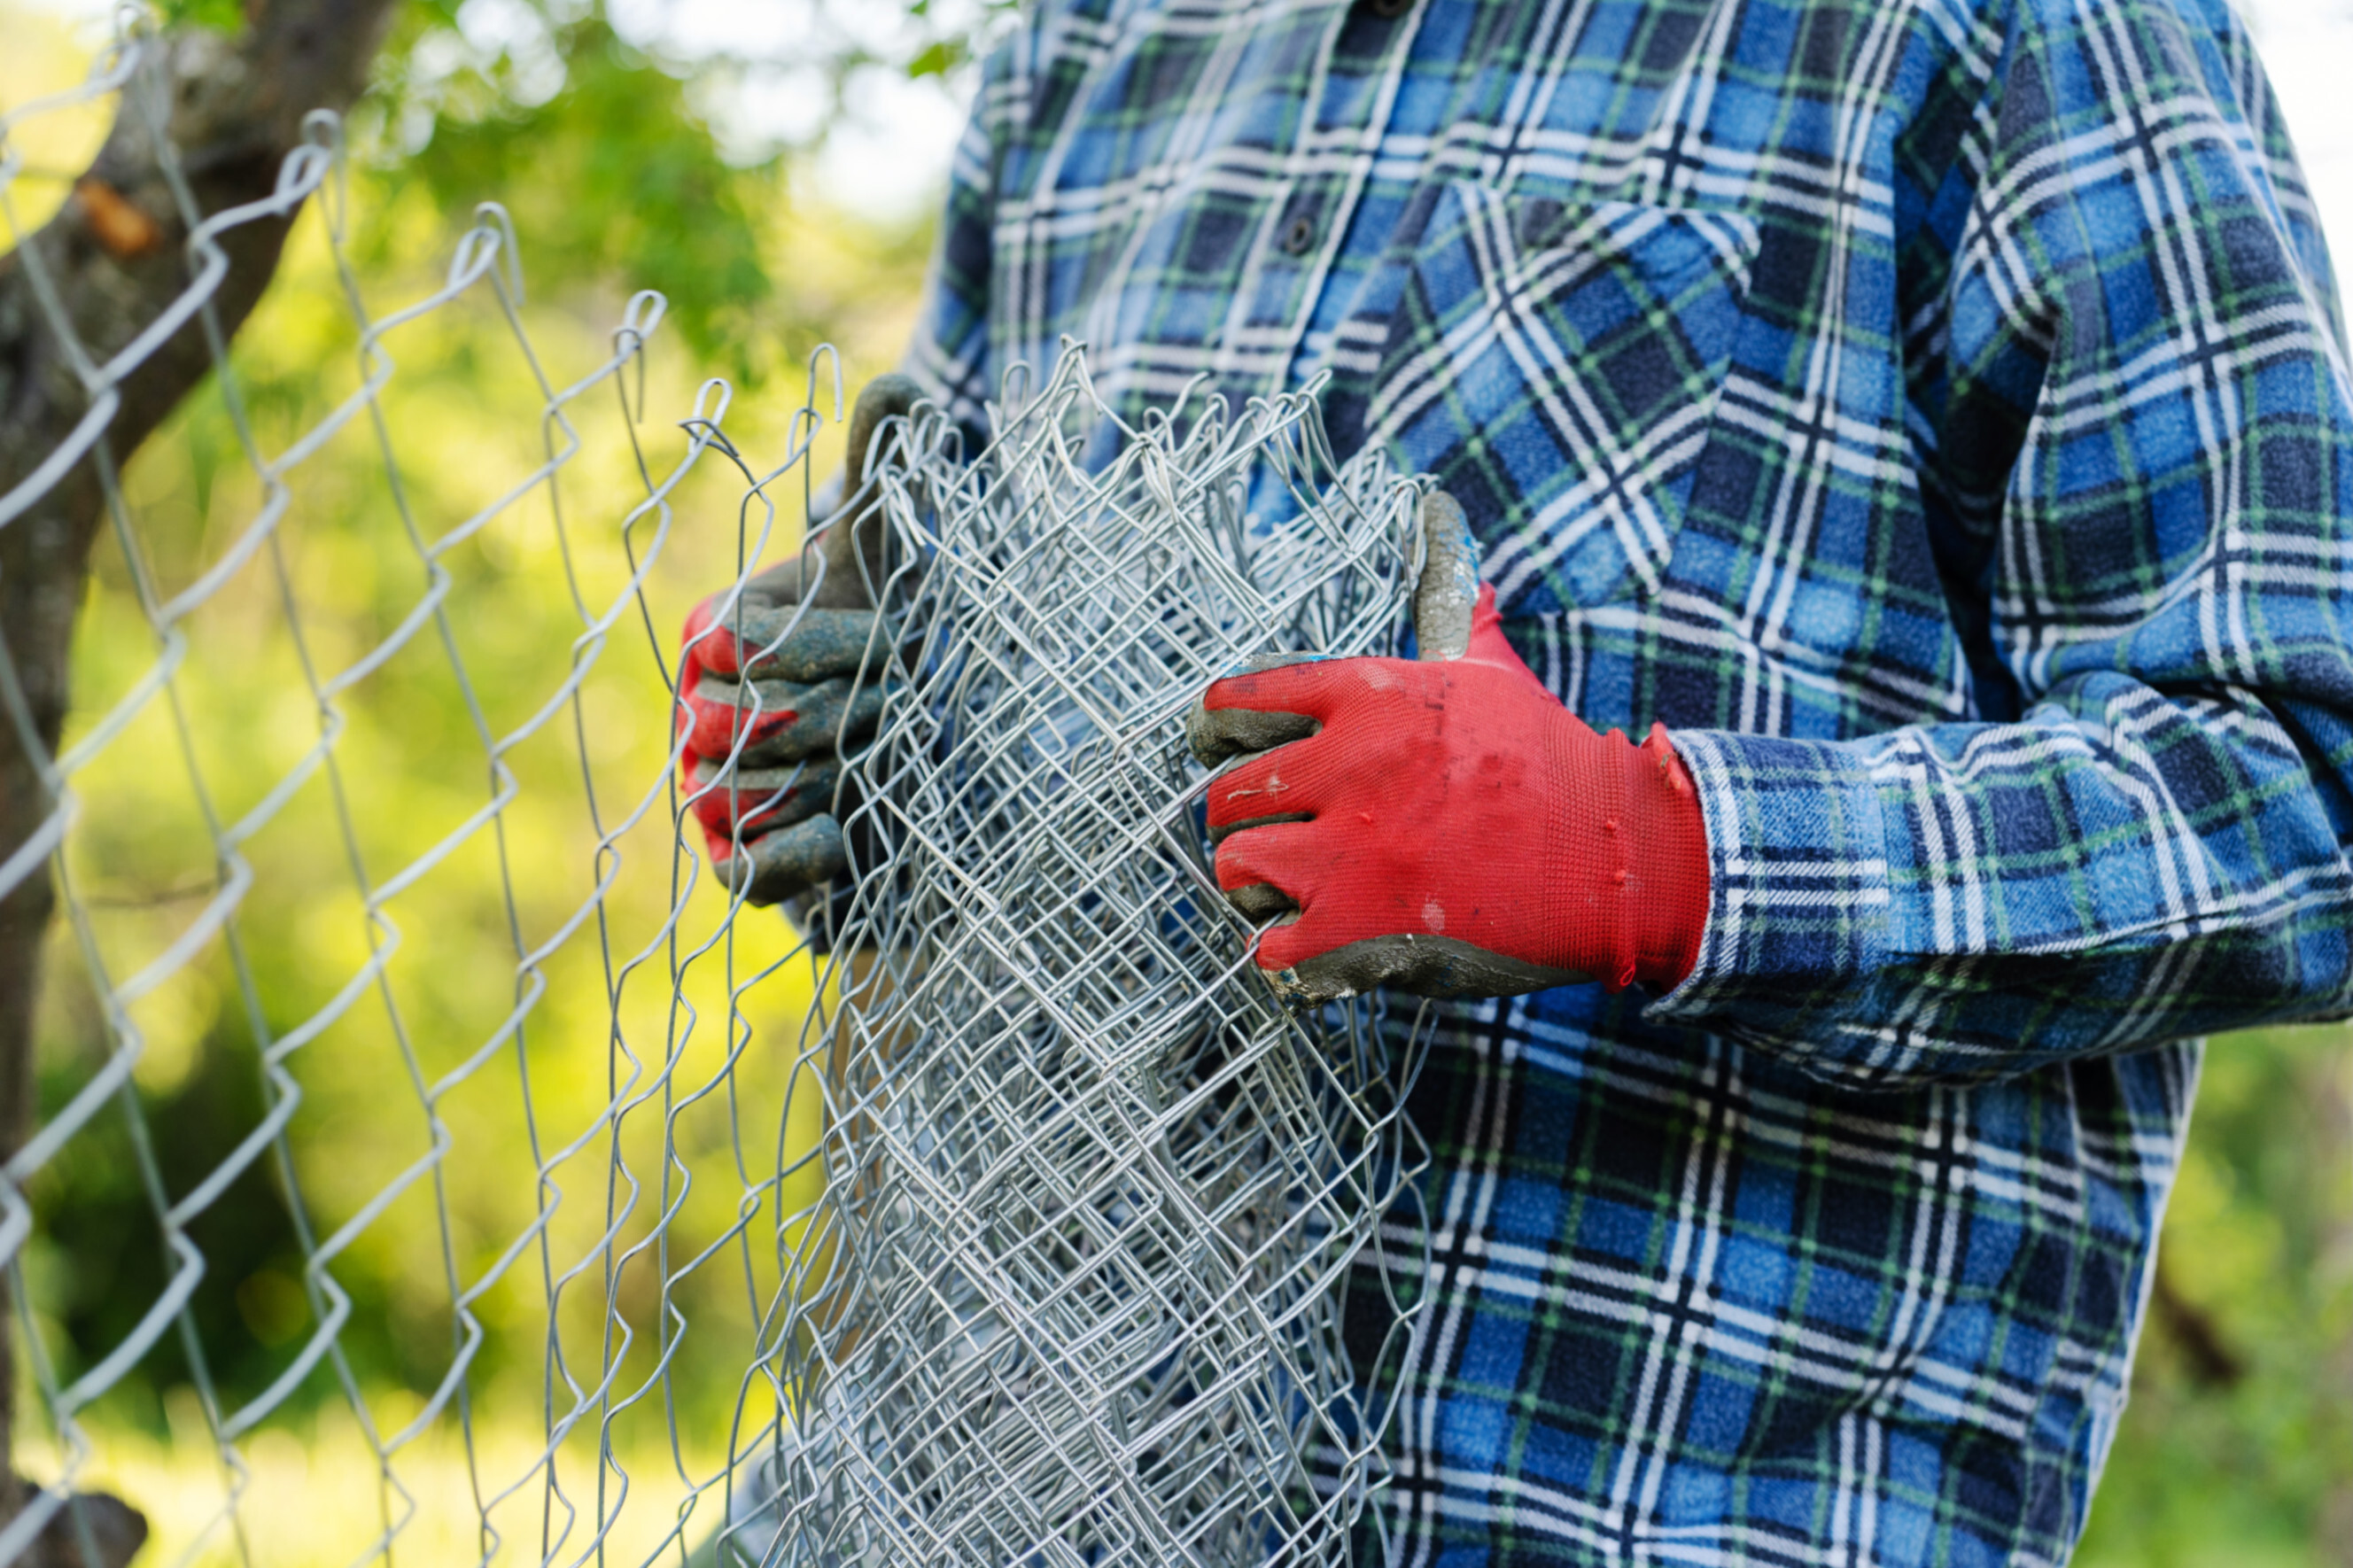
0, 0, 395, 1532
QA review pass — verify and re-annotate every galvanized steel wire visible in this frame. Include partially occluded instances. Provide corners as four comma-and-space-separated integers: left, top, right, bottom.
0, 19, 1427, 1566
737, 354, 1433, 1565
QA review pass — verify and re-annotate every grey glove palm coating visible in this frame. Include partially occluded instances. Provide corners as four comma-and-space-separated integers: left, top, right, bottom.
683, 374, 918, 905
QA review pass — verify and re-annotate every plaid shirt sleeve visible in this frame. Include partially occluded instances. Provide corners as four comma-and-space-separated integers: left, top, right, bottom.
1650, 0, 2353, 1088
898, 31, 1016, 438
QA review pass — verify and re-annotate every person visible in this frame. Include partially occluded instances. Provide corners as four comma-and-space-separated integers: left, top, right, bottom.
676, 0, 2353, 1561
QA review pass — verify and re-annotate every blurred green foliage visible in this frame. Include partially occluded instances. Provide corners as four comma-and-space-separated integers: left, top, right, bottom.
12, 3, 939, 1553
2077, 1027, 2353, 1566
360, 4, 780, 379
6, 1, 2349, 1560
380, 20, 779, 376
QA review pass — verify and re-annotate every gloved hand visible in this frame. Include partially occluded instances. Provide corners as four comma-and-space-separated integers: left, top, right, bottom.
678, 375, 917, 905
1186, 493, 1710, 1005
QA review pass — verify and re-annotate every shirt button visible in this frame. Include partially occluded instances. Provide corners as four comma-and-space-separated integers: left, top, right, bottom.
1362, 0, 1413, 17
1280, 213, 1317, 255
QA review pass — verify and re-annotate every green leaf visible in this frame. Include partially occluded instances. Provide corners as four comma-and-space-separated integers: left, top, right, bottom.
906, 40, 959, 79
159, 0, 245, 35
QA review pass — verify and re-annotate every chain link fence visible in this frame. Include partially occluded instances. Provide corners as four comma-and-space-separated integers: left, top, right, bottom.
757, 356, 1431, 1565
0, 19, 1426, 1566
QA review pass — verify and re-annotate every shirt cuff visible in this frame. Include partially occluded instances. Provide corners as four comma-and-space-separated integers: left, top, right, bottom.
1642, 729, 1899, 1075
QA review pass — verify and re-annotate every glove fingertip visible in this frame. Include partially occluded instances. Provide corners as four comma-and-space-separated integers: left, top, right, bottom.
681, 594, 747, 672
1201, 659, 1333, 714
1189, 702, 1320, 767
1252, 909, 1324, 974
1267, 965, 1357, 1010
684, 612, 748, 681
1261, 940, 1366, 1009
734, 815, 850, 907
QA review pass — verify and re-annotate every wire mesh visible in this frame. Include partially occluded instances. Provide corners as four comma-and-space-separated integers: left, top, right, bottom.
0, 19, 1428, 1568
726, 356, 1433, 1566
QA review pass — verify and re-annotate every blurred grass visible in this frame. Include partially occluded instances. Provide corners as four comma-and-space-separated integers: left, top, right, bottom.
5, 4, 2350, 1564
19, 1387, 735, 1565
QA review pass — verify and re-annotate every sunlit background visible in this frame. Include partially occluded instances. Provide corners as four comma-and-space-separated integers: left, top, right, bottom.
4, 1, 2350, 1564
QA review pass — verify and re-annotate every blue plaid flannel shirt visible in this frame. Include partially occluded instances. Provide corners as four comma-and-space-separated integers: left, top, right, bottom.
893, 0, 2353, 1561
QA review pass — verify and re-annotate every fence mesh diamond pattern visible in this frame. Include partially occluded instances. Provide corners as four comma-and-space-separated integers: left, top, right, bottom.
0, 22, 1428, 1568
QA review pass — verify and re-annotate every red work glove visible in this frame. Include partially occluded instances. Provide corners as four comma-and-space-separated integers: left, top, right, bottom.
1187, 540, 1708, 1004
677, 375, 914, 904
676, 580, 882, 900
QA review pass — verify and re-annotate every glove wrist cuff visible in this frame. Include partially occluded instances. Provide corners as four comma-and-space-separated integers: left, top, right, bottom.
1542, 718, 1708, 993
1626, 723, 1708, 990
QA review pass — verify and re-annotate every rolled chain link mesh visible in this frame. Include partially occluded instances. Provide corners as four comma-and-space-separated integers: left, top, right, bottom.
0, 20, 1428, 1566
746, 356, 1433, 1566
